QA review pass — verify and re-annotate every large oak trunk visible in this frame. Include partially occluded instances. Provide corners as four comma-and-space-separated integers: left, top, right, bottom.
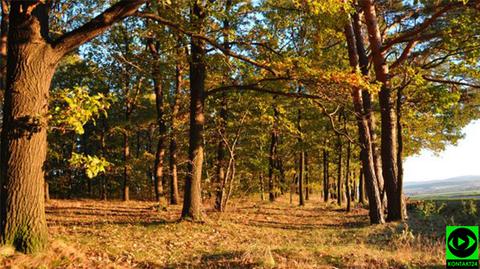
0, 2, 59, 253
181, 1, 206, 221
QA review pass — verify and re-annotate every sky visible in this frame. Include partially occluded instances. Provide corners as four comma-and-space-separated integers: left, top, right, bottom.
403, 120, 480, 182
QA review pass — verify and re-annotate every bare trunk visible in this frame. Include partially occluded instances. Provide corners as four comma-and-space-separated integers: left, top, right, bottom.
0, 0, 7, 92
352, 11, 385, 207
181, 1, 206, 221
0, 2, 59, 253
346, 141, 351, 212
214, 93, 227, 211
359, 168, 365, 204
361, 0, 402, 221
305, 152, 310, 200
153, 75, 167, 204
123, 132, 130, 201
345, 19, 384, 223
323, 148, 329, 202
297, 108, 305, 206
336, 122, 343, 206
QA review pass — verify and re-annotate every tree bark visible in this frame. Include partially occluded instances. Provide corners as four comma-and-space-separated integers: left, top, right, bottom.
0, 0, 145, 253
360, 0, 402, 221
352, 11, 385, 207
181, 0, 206, 221
336, 116, 343, 206
305, 152, 310, 200
323, 148, 329, 202
214, 93, 227, 211
169, 62, 181, 205
0, 0, 8, 92
153, 74, 167, 204
345, 19, 385, 223
123, 132, 130, 201
359, 168, 365, 204
346, 141, 351, 212
297, 108, 305, 206
0, 2, 57, 253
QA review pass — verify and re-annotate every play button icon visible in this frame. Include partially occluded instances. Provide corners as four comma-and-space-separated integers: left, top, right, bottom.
448, 228, 478, 258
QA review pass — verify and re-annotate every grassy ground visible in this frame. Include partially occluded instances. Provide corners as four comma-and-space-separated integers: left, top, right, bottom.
0, 195, 446, 268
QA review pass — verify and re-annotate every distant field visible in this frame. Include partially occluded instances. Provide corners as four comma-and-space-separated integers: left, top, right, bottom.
405, 175, 480, 200
408, 190, 480, 200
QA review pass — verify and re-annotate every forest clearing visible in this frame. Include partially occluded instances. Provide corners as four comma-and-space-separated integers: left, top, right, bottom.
0, 0, 479, 268
0, 196, 450, 268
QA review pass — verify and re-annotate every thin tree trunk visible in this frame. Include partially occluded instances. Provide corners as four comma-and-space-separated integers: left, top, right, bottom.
323, 148, 329, 202
359, 168, 365, 204
299, 151, 305, 206
169, 62, 181, 205
153, 75, 167, 204
397, 86, 406, 218
214, 93, 227, 211
268, 104, 279, 202
260, 172, 265, 201
297, 108, 305, 206
336, 118, 343, 206
305, 152, 310, 200
181, 0, 206, 221
123, 132, 130, 201
346, 141, 352, 212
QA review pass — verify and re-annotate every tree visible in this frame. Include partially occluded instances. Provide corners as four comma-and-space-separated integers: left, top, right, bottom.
181, 0, 207, 221
0, 0, 145, 253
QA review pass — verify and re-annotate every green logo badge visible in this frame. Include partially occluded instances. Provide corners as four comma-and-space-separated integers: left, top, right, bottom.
446, 226, 479, 268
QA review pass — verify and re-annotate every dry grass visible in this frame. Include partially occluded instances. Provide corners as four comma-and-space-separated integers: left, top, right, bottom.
0, 196, 445, 268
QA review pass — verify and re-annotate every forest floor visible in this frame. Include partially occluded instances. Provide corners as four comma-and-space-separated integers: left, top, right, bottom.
0, 195, 445, 268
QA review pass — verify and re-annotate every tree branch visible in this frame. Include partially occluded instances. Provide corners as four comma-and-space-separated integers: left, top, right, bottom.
390, 40, 418, 70
135, 12, 277, 75
423, 76, 480, 89
53, 0, 146, 55
382, 2, 462, 52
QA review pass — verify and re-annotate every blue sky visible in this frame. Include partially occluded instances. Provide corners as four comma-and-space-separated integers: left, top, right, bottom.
403, 120, 480, 182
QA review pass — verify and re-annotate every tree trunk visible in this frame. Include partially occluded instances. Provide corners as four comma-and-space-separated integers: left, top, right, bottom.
360, 0, 402, 221
0, 0, 7, 92
44, 182, 50, 203
359, 168, 365, 204
397, 86, 406, 219
169, 63, 181, 205
260, 172, 265, 201
323, 148, 329, 202
123, 132, 130, 201
336, 121, 343, 206
297, 108, 305, 206
352, 12, 385, 206
268, 104, 279, 202
181, 1, 206, 221
0, 2, 59, 253
268, 129, 276, 202
305, 152, 309, 200
345, 19, 385, 223
298, 151, 305, 206
0, 0, 145, 254
153, 74, 167, 204
346, 141, 352, 212
214, 92, 227, 211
